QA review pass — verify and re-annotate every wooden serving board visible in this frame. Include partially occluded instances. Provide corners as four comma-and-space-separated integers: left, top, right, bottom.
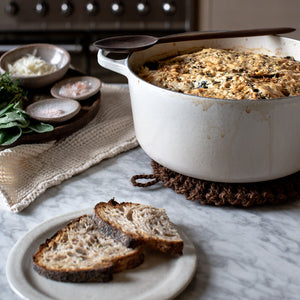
4, 69, 101, 147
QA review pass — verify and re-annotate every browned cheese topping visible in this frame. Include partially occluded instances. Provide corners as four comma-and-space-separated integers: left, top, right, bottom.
137, 48, 300, 100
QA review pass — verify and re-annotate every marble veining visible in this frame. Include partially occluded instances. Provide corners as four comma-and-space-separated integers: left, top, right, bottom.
0, 147, 299, 300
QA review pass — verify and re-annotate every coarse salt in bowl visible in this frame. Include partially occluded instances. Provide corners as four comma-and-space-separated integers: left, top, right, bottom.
51, 76, 101, 101
26, 98, 81, 123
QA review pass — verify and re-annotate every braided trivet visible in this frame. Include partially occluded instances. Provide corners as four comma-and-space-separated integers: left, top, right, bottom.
131, 160, 300, 207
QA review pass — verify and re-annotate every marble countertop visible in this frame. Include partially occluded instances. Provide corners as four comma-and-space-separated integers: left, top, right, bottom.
1, 146, 300, 300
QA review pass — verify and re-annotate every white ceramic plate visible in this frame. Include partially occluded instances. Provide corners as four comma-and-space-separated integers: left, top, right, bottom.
26, 98, 81, 123
51, 76, 101, 101
6, 208, 197, 300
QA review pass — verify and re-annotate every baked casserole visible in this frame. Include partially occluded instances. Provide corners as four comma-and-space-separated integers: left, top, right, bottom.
137, 48, 300, 100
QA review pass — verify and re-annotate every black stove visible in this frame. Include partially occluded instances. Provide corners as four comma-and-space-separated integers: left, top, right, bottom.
0, 0, 198, 82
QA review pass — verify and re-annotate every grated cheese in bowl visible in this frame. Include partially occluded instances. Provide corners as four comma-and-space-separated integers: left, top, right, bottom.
7, 53, 58, 77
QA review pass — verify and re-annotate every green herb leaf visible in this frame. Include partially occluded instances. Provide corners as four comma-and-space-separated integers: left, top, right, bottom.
0, 74, 54, 146
29, 121, 54, 133
0, 103, 14, 117
0, 127, 22, 146
0, 112, 29, 127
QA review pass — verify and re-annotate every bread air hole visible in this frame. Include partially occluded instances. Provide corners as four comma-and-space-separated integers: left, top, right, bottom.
154, 228, 161, 235
51, 242, 58, 250
60, 233, 68, 243
54, 254, 67, 261
75, 247, 87, 256
89, 236, 96, 243
126, 209, 133, 221
116, 207, 124, 213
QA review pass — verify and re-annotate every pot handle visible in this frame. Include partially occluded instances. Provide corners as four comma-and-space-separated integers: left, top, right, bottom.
97, 50, 129, 77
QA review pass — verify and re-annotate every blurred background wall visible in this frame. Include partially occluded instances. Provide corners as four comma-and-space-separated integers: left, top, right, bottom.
198, 0, 300, 39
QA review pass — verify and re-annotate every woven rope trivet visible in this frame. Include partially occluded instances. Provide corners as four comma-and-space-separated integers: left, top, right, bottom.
131, 160, 300, 207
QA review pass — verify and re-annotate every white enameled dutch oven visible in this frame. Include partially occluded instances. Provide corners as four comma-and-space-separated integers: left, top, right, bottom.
97, 35, 300, 183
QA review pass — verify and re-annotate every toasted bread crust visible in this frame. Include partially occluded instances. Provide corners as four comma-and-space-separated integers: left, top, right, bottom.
32, 263, 113, 283
94, 200, 183, 256
32, 215, 144, 282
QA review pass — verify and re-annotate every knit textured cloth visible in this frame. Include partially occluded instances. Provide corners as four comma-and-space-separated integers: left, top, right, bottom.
0, 84, 138, 213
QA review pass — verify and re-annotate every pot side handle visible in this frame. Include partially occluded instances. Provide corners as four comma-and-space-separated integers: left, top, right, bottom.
97, 50, 129, 77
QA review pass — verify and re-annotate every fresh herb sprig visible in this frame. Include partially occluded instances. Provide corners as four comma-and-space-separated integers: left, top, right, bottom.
0, 73, 54, 146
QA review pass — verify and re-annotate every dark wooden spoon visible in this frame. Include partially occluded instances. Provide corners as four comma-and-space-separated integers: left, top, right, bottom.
93, 27, 295, 53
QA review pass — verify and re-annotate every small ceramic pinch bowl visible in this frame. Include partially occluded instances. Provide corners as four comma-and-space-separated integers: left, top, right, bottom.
0, 43, 70, 89
51, 76, 101, 101
26, 98, 81, 123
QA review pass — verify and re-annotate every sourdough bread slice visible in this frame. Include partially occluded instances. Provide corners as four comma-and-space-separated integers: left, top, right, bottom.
94, 199, 184, 256
32, 215, 144, 282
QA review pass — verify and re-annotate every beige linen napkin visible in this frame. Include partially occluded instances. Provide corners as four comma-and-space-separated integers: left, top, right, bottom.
0, 83, 138, 213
